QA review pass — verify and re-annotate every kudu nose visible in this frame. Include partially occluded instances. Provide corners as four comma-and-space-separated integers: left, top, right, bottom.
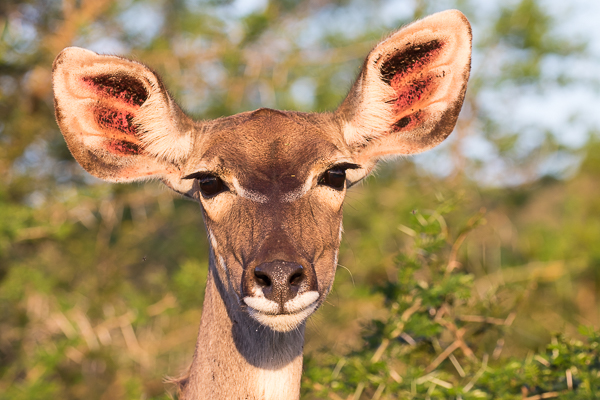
253, 261, 308, 304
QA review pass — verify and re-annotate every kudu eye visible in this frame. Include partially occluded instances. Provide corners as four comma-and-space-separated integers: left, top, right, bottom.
319, 167, 347, 190
198, 175, 227, 198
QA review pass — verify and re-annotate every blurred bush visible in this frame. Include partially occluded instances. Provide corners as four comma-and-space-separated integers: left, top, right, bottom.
303, 203, 600, 399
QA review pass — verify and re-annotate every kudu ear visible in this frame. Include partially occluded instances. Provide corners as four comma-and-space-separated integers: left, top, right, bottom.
52, 47, 195, 195
337, 10, 471, 174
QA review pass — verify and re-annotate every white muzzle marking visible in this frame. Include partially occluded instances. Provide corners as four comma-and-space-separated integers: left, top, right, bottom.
243, 291, 320, 332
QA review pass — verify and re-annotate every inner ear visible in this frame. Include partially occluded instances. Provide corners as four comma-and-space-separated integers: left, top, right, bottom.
94, 106, 142, 155
84, 74, 150, 157
380, 40, 444, 85
381, 40, 449, 134
83, 74, 149, 107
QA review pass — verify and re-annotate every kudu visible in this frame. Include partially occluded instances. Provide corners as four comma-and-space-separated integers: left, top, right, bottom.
52, 9, 471, 399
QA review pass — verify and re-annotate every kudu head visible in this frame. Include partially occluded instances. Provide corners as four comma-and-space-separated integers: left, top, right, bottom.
52, 10, 471, 333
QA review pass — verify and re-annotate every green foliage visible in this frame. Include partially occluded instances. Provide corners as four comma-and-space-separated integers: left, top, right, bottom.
303, 204, 600, 399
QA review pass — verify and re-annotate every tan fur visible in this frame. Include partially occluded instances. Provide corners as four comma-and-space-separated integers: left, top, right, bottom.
52, 10, 471, 400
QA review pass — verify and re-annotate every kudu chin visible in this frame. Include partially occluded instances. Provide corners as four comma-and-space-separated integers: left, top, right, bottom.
52, 9, 471, 400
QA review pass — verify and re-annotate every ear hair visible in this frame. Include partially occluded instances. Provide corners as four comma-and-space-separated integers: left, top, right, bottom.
134, 79, 194, 163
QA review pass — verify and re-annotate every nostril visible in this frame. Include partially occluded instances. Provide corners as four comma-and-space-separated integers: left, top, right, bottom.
289, 270, 304, 286
254, 270, 272, 287
250, 261, 312, 304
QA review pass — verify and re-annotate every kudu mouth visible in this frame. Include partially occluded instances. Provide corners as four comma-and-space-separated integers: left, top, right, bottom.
242, 260, 320, 332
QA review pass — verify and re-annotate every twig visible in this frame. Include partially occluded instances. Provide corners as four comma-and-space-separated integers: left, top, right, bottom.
327, 392, 345, 400
429, 377, 453, 389
534, 355, 550, 367
389, 369, 402, 383
371, 383, 385, 400
449, 354, 465, 377
425, 340, 462, 373
436, 319, 477, 361
400, 332, 417, 346
524, 392, 561, 400
372, 298, 423, 363
463, 353, 489, 392
331, 359, 346, 379
457, 315, 507, 325
390, 298, 422, 338
492, 338, 505, 360
446, 209, 485, 275
371, 339, 389, 363
352, 382, 365, 400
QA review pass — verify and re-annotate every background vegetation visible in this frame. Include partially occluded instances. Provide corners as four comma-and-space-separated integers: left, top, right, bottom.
1, 0, 599, 398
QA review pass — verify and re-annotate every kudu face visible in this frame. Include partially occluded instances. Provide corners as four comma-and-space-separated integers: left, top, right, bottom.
187, 110, 353, 331
52, 10, 472, 334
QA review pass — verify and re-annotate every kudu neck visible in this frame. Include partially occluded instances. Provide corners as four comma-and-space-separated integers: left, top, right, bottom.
181, 254, 305, 400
